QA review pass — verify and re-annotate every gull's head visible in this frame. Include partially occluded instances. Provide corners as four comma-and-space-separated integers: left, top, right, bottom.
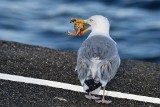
85, 15, 110, 35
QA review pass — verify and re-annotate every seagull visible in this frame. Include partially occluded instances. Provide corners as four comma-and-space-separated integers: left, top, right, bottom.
75, 15, 120, 104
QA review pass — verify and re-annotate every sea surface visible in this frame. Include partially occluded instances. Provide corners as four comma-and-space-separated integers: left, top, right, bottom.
0, 0, 160, 63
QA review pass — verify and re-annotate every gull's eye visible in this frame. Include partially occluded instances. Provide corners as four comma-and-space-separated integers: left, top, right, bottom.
89, 19, 93, 22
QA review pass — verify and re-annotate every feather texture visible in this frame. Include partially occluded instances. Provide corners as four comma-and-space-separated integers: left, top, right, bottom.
76, 35, 120, 91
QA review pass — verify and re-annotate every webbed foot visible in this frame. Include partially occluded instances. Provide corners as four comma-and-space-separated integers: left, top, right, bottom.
95, 99, 112, 104
85, 95, 100, 100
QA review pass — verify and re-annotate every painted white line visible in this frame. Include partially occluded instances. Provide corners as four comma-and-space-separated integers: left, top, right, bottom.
0, 73, 159, 104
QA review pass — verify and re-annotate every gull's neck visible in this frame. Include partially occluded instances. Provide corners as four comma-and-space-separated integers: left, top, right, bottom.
88, 24, 110, 38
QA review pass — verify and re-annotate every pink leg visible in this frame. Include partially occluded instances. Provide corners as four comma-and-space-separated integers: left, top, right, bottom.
95, 87, 112, 104
85, 93, 100, 100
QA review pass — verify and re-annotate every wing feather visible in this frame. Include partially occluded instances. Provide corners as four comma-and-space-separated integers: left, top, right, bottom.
76, 58, 92, 85
76, 35, 120, 87
97, 55, 120, 87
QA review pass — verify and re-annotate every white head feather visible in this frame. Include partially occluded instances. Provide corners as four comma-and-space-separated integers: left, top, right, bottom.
86, 15, 110, 37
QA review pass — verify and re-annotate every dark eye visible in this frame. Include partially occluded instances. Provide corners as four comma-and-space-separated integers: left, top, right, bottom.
89, 19, 93, 22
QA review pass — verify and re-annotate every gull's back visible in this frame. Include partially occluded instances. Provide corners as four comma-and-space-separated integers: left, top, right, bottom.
78, 35, 118, 60
76, 35, 120, 91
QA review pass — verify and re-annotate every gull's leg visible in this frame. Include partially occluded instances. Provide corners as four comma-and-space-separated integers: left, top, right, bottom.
85, 92, 92, 100
96, 87, 112, 104
85, 93, 100, 100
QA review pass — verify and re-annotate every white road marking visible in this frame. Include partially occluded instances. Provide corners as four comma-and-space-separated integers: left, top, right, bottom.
0, 73, 160, 104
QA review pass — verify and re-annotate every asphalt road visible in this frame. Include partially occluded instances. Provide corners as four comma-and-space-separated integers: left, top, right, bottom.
0, 41, 160, 107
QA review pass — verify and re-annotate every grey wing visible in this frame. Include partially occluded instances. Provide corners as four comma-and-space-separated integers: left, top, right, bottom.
76, 57, 92, 85
76, 35, 120, 86
96, 55, 120, 87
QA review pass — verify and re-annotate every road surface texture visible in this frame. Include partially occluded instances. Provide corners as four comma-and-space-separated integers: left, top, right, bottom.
0, 41, 160, 107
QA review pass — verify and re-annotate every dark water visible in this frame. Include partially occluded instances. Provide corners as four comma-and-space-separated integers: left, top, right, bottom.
0, 0, 160, 63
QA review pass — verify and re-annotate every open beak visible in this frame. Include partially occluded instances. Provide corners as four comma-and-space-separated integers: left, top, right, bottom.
83, 20, 87, 24
84, 19, 91, 29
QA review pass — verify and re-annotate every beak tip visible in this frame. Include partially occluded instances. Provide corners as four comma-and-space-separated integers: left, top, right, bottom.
84, 20, 87, 23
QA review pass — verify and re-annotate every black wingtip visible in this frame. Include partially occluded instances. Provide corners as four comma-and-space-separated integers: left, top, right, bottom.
84, 79, 101, 92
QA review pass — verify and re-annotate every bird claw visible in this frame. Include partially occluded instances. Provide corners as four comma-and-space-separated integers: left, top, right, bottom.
95, 99, 112, 104
85, 95, 100, 100
70, 18, 77, 23
66, 31, 77, 36
67, 18, 87, 36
